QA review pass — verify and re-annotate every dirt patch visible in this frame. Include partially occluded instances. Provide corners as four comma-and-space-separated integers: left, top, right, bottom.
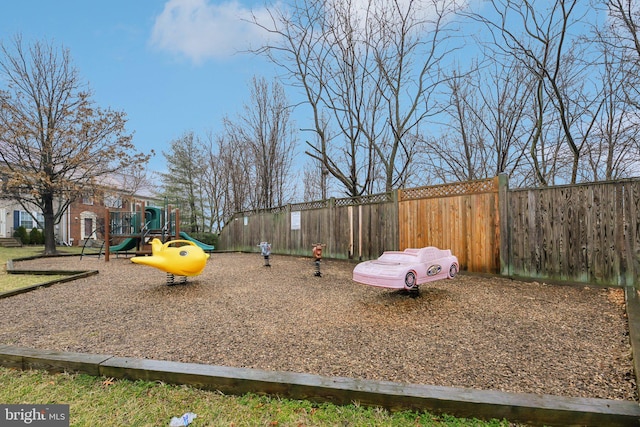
0, 253, 635, 401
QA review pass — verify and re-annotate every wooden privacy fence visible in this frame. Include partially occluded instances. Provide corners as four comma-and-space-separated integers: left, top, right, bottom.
217, 193, 398, 261
398, 177, 502, 273
503, 179, 640, 287
217, 177, 502, 272
217, 176, 640, 288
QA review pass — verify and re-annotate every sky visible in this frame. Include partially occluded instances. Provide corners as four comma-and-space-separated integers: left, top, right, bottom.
0, 0, 281, 173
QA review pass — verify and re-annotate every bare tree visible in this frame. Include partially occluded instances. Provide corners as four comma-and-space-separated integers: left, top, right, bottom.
0, 36, 150, 254
603, 0, 640, 115
200, 131, 227, 232
473, 0, 604, 186
253, 0, 373, 197
216, 131, 253, 214
419, 56, 534, 186
222, 77, 297, 209
421, 69, 487, 182
114, 163, 156, 197
370, 0, 461, 191
582, 16, 640, 180
320, 0, 380, 195
606, 0, 640, 59
474, 60, 533, 183
253, 0, 460, 196
302, 155, 330, 201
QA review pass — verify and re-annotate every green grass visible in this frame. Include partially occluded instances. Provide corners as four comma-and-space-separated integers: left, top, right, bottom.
0, 246, 95, 293
0, 367, 511, 427
0, 246, 511, 426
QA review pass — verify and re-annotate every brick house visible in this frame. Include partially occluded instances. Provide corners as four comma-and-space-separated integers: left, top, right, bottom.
0, 177, 159, 246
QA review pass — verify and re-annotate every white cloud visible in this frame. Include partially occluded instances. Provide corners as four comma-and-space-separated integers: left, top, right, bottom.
150, 0, 271, 63
324, 0, 467, 39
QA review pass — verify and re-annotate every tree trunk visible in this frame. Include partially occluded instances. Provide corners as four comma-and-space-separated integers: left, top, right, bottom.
43, 194, 57, 255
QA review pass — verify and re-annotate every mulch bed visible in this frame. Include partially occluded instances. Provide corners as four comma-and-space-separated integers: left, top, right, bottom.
0, 252, 635, 402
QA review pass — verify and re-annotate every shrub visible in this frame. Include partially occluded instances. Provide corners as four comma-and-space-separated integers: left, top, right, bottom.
29, 228, 44, 245
13, 226, 30, 245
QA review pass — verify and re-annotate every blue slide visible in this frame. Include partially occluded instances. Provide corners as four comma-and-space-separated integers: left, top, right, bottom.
179, 232, 215, 252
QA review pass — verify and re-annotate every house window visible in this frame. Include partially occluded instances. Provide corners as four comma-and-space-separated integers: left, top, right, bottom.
82, 195, 94, 205
84, 218, 94, 238
19, 211, 44, 229
104, 194, 123, 208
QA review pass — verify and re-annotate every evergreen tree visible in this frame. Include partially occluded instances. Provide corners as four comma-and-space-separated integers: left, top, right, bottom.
160, 132, 205, 232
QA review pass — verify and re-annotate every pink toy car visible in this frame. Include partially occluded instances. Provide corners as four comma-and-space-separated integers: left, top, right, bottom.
352, 247, 459, 291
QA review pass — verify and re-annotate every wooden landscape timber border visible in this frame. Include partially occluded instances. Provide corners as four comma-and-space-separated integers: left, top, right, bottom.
1, 256, 640, 425
0, 256, 98, 299
0, 342, 639, 426
626, 285, 640, 411
217, 175, 640, 288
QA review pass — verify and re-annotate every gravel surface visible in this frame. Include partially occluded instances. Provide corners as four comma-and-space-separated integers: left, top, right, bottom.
0, 253, 635, 401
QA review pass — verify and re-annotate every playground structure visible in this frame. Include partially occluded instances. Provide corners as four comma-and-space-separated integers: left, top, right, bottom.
104, 204, 180, 262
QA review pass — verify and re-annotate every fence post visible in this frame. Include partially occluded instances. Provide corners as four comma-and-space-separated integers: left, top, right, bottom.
392, 189, 400, 251
104, 208, 110, 262
286, 204, 291, 255
498, 174, 510, 276
328, 197, 335, 258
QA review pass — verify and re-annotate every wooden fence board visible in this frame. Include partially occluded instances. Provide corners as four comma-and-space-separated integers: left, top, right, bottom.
506, 179, 640, 287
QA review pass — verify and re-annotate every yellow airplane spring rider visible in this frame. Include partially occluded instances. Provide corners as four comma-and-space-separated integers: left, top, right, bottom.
131, 239, 209, 284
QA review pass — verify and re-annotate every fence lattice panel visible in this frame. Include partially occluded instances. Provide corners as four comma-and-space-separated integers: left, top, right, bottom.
399, 178, 497, 201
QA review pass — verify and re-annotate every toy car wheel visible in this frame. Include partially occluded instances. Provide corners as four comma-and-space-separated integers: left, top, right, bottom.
449, 264, 458, 278
404, 271, 417, 289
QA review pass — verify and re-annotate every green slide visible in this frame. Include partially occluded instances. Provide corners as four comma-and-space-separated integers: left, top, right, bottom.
179, 232, 215, 252
109, 237, 138, 253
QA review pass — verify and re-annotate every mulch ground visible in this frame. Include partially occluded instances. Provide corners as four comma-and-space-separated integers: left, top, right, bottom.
0, 252, 635, 402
